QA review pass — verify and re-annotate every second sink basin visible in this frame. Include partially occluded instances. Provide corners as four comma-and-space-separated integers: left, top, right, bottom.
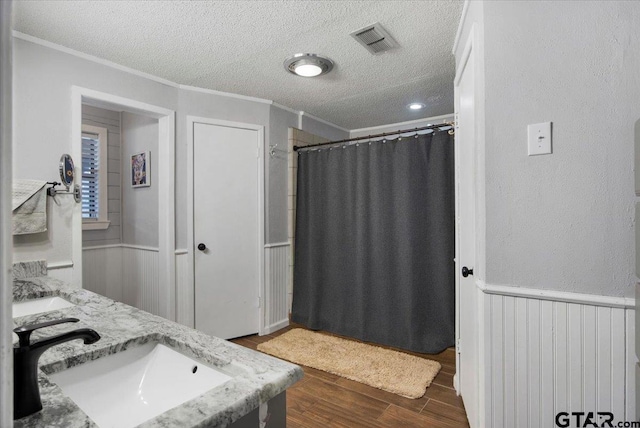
48, 342, 233, 428
12, 296, 75, 318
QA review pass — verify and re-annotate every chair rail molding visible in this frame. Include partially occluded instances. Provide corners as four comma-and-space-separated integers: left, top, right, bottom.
476, 279, 635, 309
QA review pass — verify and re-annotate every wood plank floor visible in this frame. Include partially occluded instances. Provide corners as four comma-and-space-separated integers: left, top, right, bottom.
230, 324, 469, 428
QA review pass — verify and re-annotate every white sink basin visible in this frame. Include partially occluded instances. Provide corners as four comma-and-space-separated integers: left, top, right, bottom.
12, 296, 76, 318
49, 342, 232, 428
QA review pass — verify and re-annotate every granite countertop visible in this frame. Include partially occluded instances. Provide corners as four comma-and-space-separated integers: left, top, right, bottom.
12, 273, 303, 428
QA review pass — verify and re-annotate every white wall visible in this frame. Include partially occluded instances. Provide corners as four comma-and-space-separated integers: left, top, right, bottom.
482, 0, 640, 298
121, 112, 159, 247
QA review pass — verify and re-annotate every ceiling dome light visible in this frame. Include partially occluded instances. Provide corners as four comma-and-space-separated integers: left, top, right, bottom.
284, 53, 334, 78
408, 103, 426, 110
294, 64, 323, 77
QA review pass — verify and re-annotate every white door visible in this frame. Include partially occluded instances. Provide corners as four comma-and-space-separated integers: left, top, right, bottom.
193, 123, 260, 339
455, 35, 479, 427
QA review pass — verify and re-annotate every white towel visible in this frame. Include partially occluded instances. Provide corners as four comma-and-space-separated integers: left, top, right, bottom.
12, 179, 48, 235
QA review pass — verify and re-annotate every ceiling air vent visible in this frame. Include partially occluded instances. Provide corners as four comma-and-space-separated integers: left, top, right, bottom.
350, 22, 397, 54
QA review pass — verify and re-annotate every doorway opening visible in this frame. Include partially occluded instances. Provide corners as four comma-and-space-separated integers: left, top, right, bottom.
72, 87, 176, 320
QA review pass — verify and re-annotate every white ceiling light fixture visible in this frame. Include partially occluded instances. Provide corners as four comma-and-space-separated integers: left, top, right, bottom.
408, 102, 426, 110
284, 53, 334, 78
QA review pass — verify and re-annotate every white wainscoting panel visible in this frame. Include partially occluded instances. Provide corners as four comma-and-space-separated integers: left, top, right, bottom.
175, 249, 193, 328
483, 288, 636, 427
82, 246, 122, 301
264, 243, 290, 334
83, 245, 160, 316
626, 309, 636, 421
121, 245, 160, 316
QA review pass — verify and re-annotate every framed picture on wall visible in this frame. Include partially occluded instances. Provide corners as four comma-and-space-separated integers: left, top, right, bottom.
131, 151, 150, 188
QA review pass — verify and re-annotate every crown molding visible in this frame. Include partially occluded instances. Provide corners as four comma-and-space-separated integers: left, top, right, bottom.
271, 102, 300, 116
299, 111, 349, 133
178, 84, 272, 105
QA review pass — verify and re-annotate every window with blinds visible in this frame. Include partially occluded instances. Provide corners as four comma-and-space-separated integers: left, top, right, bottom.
81, 124, 109, 230
82, 132, 101, 219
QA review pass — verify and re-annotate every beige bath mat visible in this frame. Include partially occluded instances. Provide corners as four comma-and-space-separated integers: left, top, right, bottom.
257, 328, 441, 399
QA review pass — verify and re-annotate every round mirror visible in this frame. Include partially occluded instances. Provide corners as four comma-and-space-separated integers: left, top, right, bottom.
59, 154, 75, 189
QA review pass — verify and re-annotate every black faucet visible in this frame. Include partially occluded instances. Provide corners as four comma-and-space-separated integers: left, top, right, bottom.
13, 317, 100, 420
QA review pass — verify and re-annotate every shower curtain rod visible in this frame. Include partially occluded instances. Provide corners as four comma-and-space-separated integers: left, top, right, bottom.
293, 122, 455, 151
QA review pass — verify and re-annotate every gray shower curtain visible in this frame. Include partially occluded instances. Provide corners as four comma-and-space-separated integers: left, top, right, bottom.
291, 130, 455, 354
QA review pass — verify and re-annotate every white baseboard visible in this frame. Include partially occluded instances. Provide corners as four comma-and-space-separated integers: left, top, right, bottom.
262, 319, 290, 335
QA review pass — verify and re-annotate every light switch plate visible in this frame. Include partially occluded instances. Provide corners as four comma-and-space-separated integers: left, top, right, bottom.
527, 122, 552, 156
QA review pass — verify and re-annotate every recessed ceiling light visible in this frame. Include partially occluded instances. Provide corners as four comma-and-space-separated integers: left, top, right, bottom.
408, 103, 426, 110
284, 53, 334, 78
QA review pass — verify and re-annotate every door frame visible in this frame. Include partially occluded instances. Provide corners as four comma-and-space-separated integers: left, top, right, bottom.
186, 116, 265, 335
453, 22, 481, 427
71, 86, 176, 320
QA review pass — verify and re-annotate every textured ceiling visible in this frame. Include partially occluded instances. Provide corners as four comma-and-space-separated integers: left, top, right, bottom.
14, 1, 463, 129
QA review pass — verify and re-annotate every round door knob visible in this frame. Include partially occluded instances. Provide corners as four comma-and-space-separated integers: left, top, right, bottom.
197, 243, 206, 251
462, 266, 473, 277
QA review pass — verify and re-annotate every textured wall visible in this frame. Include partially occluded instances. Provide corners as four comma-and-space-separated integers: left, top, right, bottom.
483, 1, 640, 297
